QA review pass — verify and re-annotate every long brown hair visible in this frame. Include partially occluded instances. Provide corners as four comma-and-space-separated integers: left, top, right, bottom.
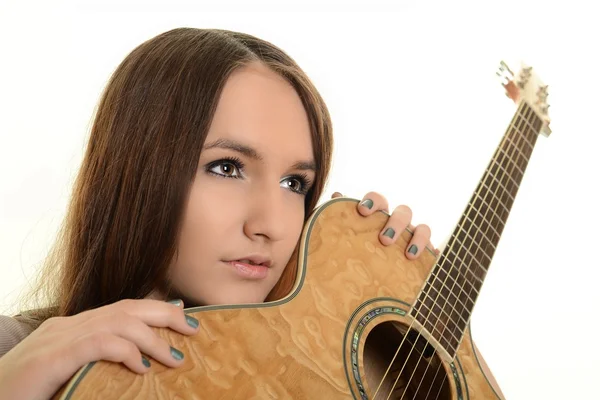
22, 27, 333, 322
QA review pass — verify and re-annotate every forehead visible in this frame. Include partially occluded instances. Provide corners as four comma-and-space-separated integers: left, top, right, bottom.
206, 63, 313, 161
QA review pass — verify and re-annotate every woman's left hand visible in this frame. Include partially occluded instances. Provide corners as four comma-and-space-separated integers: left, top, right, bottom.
331, 191, 440, 259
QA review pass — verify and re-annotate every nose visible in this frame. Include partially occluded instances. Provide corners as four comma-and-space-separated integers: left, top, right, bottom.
243, 182, 287, 243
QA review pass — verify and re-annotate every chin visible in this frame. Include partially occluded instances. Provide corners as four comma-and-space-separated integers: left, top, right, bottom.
189, 287, 269, 307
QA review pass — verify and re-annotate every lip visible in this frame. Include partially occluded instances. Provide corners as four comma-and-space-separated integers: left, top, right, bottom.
225, 254, 272, 268
224, 260, 269, 280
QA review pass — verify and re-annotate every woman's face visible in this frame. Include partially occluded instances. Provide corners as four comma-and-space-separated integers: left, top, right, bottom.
168, 62, 316, 306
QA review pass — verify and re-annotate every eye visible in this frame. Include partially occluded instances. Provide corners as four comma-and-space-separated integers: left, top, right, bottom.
281, 174, 312, 195
206, 157, 244, 179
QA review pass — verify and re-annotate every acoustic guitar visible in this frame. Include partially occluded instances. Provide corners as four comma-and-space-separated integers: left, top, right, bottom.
53, 60, 552, 399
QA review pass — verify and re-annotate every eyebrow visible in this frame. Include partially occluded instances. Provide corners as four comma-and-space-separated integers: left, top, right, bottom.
203, 138, 317, 172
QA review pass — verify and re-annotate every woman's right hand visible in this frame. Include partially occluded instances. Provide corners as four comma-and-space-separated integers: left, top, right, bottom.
0, 298, 199, 400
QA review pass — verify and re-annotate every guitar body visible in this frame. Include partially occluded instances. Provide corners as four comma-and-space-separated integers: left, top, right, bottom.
55, 198, 503, 400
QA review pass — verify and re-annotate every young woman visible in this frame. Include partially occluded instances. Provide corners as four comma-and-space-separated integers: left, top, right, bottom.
0, 27, 438, 399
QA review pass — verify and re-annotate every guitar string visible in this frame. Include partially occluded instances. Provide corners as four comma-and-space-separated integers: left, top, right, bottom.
373, 101, 534, 399
373, 100, 536, 399
427, 104, 540, 400
427, 103, 540, 400
405, 103, 528, 400
424, 104, 538, 400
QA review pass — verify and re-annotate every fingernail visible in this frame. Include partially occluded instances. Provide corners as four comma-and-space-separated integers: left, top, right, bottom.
185, 315, 199, 329
170, 346, 184, 361
360, 199, 373, 209
408, 244, 418, 255
167, 299, 182, 307
142, 355, 151, 368
383, 228, 395, 239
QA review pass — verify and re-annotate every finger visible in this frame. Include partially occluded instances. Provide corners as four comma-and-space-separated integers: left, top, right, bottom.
379, 205, 412, 246
406, 223, 432, 259
357, 191, 389, 216
408, 224, 436, 253
111, 299, 199, 336
331, 191, 343, 198
86, 311, 186, 369
75, 331, 151, 375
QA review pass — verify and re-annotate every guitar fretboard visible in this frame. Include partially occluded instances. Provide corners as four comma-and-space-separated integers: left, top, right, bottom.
410, 100, 544, 358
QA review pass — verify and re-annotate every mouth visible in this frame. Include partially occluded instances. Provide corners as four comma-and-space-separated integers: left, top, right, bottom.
225, 255, 272, 268
223, 255, 272, 280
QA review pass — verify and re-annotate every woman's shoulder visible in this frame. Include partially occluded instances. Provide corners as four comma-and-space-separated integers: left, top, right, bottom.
0, 314, 41, 358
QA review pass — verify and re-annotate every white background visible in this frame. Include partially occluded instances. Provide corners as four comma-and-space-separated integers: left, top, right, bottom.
1, 1, 599, 399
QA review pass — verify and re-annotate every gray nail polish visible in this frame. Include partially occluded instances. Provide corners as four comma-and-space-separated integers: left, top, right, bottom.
185, 315, 199, 329
170, 346, 184, 361
167, 299, 182, 307
383, 228, 395, 239
408, 244, 418, 255
360, 199, 374, 209
142, 355, 151, 368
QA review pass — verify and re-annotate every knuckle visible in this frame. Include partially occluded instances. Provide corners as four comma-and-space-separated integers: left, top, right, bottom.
415, 223, 432, 237
39, 316, 65, 332
88, 332, 113, 355
393, 204, 412, 221
112, 311, 136, 327
125, 341, 139, 359
115, 298, 135, 310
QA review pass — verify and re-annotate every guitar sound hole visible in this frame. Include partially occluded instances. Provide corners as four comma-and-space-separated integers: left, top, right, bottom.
362, 321, 451, 400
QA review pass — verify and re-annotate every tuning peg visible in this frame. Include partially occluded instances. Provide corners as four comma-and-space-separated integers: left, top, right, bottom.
536, 85, 549, 103
540, 104, 550, 115
498, 60, 514, 77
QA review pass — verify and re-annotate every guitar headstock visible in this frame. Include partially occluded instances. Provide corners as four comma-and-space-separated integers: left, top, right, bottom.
496, 60, 552, 137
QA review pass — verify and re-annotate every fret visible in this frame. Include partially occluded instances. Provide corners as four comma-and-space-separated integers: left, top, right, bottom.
422, 315, 462, 348
502, 132, 529, 175
498, 146, 525, 177
505, 127, 534, 157
473, 189, 510, 216
469, 196, 509, 231
477, 168, 512, 211
464, 203, 504, 239
445, 236, 490, 283
438, 334, 459, 356
472, 178, 512, 233
416, 268, 475, 322
417, 286, 469, 327
504, 134, 531, 171
462, 206, 502, 242
462, 187, 504, 240
493, 151, 524, 185
489, 153, 522, 190
515, 121, 537, 161
484, 169, 516, 203
433, 263, 481, 297
432, 262, 480, 323
516, 111, 533, 146
475, 192, 510, 239
509, 134, 534, 176
519, 108, 541, 146
453, 226, 496, 282
428, 270, 477, 312
453, 226, 495, 265
442, 246, 486, 295
416, 305, 462, 345
446, 247, 487, 291
481, 176, 516, 214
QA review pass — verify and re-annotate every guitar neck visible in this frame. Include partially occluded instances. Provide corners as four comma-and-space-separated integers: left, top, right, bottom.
410, 67, 551, 359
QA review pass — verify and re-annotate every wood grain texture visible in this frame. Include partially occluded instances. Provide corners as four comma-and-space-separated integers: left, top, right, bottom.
53, 198, 503, 400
